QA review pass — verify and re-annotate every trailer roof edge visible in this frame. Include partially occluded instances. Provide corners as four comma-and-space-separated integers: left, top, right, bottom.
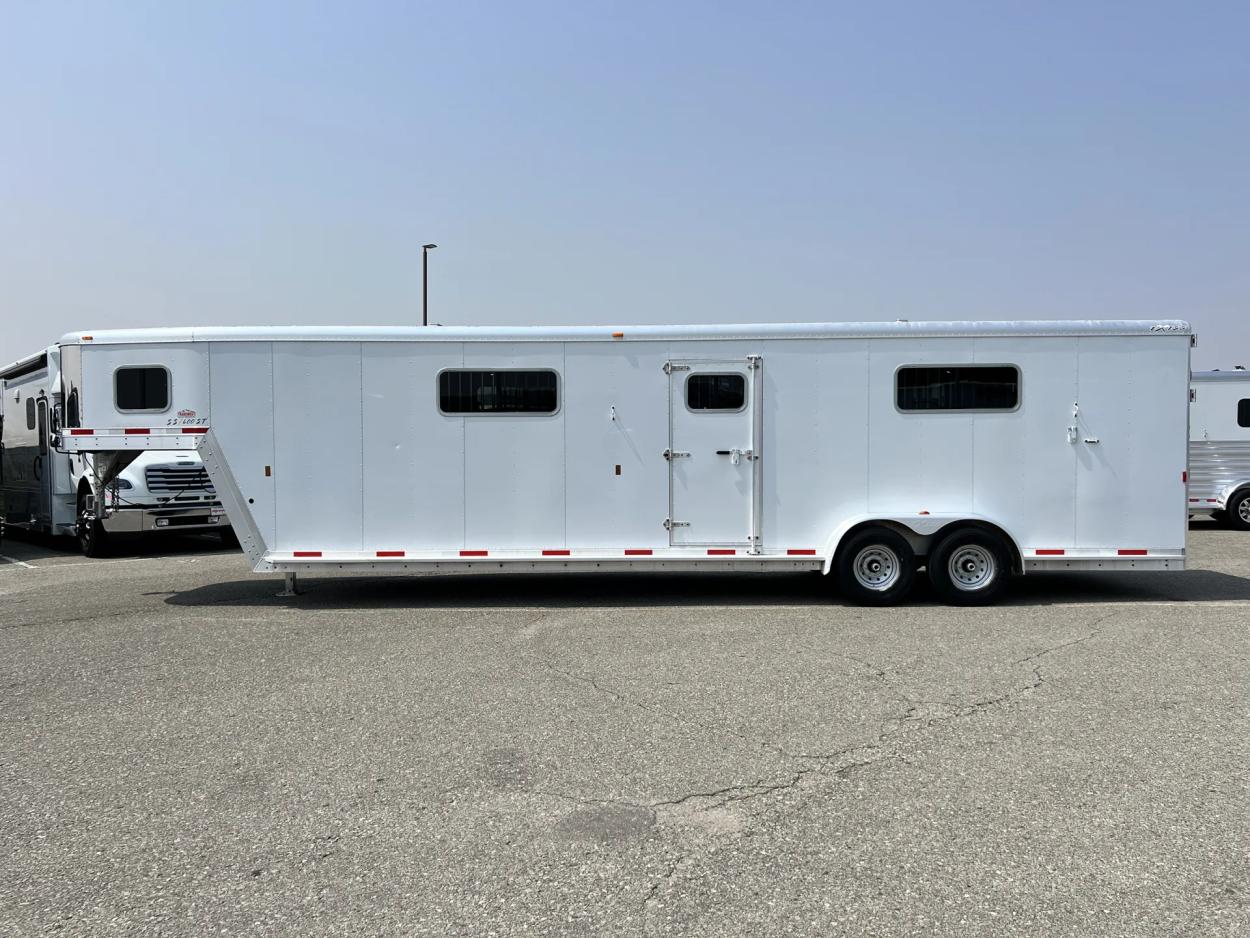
0, 350, 50, 381
1191, 370, 1250, 382
56, 320, 1194, 346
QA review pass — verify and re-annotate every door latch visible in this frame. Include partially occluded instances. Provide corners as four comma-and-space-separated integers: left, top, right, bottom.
663, 449, 690, 460
663, 518, 690, 530
715, 448, 753, 465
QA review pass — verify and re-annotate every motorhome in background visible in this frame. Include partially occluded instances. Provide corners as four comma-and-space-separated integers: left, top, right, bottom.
1189, 368, 1250, 530
54, 320, 1192, 605
0, 346, 233, 556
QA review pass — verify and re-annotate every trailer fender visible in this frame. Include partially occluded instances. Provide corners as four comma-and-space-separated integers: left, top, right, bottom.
820, 514, 1026, 576
1214, 480, 1250, 507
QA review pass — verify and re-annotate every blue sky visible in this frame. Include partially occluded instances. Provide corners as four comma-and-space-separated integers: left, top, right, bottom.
2, 1, 1247, 366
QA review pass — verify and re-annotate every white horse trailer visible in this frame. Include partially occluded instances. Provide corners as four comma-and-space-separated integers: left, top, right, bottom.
1, 345, 232, 555
1188, 369, 1250, 530
52, 321, 1193, 605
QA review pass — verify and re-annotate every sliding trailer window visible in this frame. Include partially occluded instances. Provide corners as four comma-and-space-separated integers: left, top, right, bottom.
896, 364, 1020, 412
1239, 399, 1250, 429
438, 369, 559, 415
115, 366, 170, 413
686, 373, 747, 412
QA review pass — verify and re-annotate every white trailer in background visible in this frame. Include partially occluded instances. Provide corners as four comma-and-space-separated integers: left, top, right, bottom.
53, 321, 1192, 605
1, 346, 232, 555
1189, 369, 1250, 530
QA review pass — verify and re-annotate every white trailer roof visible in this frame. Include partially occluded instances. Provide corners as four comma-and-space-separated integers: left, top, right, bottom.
58, 320, 1192, 346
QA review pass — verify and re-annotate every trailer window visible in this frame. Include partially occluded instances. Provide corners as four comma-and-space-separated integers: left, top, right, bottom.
896, 365, 1019, 412
687, 374, 746, 411
26, 396, 36, 429
438, 370, 558, 414
1239, 399, 1250, 428
115, 366, 170, 412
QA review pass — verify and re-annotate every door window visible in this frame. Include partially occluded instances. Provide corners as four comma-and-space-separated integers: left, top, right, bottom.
686, 373, 746, 411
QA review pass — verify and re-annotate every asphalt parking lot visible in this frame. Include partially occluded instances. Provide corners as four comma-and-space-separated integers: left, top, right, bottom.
1, 525, 1247, 936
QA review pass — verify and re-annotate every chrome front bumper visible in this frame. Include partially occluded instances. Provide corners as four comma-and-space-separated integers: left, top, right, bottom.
101, 502, 229, 534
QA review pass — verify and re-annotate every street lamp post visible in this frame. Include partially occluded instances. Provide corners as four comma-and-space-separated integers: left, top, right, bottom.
422, 243, 437, 326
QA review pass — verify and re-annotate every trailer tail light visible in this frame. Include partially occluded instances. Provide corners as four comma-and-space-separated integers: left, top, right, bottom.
460, 550, 488, 557
624, 549, 652, 556
541, 549, 570, 556
1117, 549, 1148, 556
1182, 470, 1187, 484
293, 551, 322, 558
376, 550, 405, 557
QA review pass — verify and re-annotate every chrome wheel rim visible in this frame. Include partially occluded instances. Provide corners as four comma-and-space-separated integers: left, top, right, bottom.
948, 545, 995, 591
852, 545, 901, 591
1239, 498, 1250, 523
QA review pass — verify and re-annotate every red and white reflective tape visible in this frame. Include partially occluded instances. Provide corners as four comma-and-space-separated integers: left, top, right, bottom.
66, 427, 208, 435
289, 547, 832, 560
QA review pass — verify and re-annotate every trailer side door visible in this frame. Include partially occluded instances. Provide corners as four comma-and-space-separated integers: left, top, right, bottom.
666, 357, 762, 551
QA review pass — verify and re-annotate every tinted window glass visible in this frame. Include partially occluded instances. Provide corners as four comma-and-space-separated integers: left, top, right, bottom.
439, 370, 558, 414
115, 367, 170, 411
1239, 398, 1250, 429
896, 365, 1019, 412
26, 396, 35, 429
687, 374, 746, 411
37, 401, 47, 455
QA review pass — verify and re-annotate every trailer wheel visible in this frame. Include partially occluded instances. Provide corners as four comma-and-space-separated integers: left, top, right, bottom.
1227, 490, 1250, 532
76, 490, 110, 558
835, 527, 915, 606
928, 527, 1011, 606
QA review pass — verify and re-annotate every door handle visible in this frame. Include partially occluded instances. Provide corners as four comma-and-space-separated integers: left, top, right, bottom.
716, 448, 753, 465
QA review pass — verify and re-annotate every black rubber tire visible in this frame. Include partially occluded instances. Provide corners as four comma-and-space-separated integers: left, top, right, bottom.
76, 490, 110, 558
834, 527, 916, 606
218, 526, 241, 549
928, 527, 1012, 606
1226, 490, 1250, 532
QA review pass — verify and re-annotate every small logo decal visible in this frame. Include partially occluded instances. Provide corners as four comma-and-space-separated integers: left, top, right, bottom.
1150, 323, 1186, 334
178, 409, 197, 417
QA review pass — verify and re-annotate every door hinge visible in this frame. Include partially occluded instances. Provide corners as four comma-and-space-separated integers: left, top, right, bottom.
662, 362, 690, 374
746, 354, 762, 369
663, 518, 690, 530
663, 449, 690, 460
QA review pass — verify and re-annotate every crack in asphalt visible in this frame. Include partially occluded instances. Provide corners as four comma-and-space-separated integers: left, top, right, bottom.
521, 610, 1121, 819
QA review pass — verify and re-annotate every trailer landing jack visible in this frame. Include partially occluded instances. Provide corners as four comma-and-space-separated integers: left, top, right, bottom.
279, 572, 299, 597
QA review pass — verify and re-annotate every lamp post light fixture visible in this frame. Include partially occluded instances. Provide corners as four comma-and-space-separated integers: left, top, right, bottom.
422, 243, 437, 326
